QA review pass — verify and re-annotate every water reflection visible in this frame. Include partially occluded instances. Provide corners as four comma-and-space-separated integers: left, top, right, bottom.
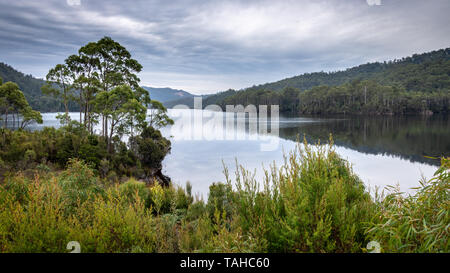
278, 115, 450, 166
10, 110, 448, 198
161, 110, 446, 197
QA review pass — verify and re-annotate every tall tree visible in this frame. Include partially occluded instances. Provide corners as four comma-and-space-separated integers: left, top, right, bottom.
66, 47, 100, 132
94, 85, 147, 151
41, 64, 74, 123
93, 37, 143, 140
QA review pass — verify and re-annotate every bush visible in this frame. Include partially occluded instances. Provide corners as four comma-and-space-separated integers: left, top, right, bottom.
58, 158, 103, 213
366, 157, 449, 252
0, 126, 169, 183
227, 139, 375, 252
3, 173, 31, 204
0, 140, 447, 253
206, 182, 234, 222
119, 178, 150, 207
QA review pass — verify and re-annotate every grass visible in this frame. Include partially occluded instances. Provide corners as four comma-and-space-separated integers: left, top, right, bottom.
0, 139, 448, 253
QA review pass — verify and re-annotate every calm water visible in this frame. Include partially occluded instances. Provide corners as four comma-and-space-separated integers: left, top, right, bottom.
26, 110, 449, 198
160, 109, 449, 198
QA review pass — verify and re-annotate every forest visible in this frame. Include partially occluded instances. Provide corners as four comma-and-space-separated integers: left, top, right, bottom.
172, 48, 450, 115
205, 81, 449, 115
250, 48, 450, 92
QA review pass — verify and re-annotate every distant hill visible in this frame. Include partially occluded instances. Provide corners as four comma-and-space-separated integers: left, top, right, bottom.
0, 62, 70, 112
142, 86, 194, 103
199, 48, 450, 108
249, 48, 450, 92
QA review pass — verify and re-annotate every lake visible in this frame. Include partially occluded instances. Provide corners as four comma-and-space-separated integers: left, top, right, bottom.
29, 110, 449, 198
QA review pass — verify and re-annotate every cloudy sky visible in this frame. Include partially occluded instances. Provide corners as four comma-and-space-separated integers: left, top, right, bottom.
0, 0, 449, 94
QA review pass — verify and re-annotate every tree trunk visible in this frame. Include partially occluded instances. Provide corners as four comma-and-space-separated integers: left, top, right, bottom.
108, 121, 114, 153
4, 108, 8, 129
64, 96, 69, 117
80, 92, 82, 124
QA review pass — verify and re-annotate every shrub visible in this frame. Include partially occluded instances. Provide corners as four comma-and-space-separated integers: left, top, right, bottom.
366, 157, 449, 252
228, 139, 375, 252
0, 140, 447, 253
0, 175, 69, 252
119, 178, 150, 207
206, 182, 234, 222
58, 158, 103, 213
2, 173, 31, 204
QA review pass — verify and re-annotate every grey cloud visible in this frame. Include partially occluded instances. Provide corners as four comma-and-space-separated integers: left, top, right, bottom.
0, 0, 449, 93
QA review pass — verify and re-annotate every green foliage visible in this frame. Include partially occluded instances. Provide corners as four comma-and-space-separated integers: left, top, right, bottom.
42, 63, 75, 116
94, 84, 147, 149
3, 173, 31, 204
0, 124, 170, 181
0, 80, 43, 129
148, 99, 174, 129
298, 80, 449, 115
0, 142, 448, 253
366, 157, 449, 252
0, 62, 72, 112
206, 183, 234, 221
242, 48, 450, 93
209, 80, 449, 116
222, 139, 375, 252
58, 159, 103, 212
130, 125, 171, 174
119, 178, 150, 207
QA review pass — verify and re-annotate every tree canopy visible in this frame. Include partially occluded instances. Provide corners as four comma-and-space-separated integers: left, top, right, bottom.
0, 78, 43, 129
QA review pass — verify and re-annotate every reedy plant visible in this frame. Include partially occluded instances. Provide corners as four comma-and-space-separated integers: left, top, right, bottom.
366, 157, 449, 252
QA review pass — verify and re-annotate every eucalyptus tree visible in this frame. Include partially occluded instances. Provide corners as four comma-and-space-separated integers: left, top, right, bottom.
148, 100, 174, 129
19, 106, 43, 129
93, 37, 143, 140
1, 80, 42, 129
42, 36, 174, 149
61, 37, 143, 138
41, 64, 74, 124
94, 84, 147, 151
65, 44, 100, 132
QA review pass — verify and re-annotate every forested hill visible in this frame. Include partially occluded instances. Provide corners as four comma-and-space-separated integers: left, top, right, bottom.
0, 62, 70, 112
251, 48, 450, 92
196, 48, 450, 115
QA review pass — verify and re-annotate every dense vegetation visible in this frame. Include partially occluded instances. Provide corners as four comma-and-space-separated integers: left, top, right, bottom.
1, 37, 173, 185
0, 140, 448, 253
298, 80, 448, 115
0, 123, 170, 185
251, 48, 450, 92
205, 81, 449, 115
189, 48, 450, 115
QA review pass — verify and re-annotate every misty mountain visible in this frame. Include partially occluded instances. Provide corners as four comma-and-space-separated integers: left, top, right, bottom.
142, 86, 194, 103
